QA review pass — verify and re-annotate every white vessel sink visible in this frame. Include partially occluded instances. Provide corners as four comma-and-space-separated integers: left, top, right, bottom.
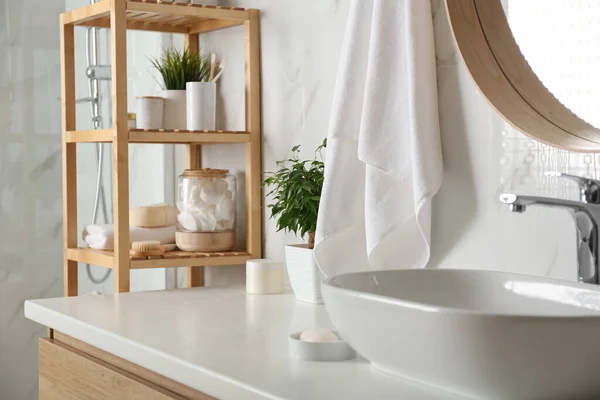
322, 269, 600, 400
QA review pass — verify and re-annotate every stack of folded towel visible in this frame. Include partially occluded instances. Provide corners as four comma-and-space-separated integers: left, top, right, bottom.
82, 204, 178, 251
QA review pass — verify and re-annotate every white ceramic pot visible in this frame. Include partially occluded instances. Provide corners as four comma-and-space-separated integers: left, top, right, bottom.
136, 96, 164, 129
162, 89, 187, 130
186, 82, 216, 131
285, 244, 324, 304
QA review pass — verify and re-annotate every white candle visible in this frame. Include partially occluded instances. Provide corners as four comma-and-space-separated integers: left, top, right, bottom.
246, 259, 284, 295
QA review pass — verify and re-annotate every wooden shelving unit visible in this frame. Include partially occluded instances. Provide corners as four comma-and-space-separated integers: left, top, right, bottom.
60, 0, 262, 296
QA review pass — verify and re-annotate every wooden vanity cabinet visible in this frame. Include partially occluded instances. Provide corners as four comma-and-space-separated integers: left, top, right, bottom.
38, 331, 213, 400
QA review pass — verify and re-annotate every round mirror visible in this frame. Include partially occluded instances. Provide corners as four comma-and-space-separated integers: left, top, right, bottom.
446, 0, 600, 152
507, 0, 600, 129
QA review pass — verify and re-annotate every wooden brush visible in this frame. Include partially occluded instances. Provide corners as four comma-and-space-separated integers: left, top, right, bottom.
130, 241, 165, 258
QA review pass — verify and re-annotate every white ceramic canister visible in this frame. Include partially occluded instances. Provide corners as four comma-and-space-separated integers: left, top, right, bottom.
186, 82, 216, 131
246, 259, 285, 295
136, 96, 164, 129
162, 89, 187, 130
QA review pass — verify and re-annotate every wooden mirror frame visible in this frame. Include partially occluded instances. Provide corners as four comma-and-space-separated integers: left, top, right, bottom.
446, 0, 600, 152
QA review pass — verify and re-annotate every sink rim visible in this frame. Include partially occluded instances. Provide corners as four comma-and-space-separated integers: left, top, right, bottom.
322, 269, 600, 319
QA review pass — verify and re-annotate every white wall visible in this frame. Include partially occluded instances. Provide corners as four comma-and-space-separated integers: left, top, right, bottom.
189, 0, 583, 283
174, 0, 352, 286
430, 0, 580, 280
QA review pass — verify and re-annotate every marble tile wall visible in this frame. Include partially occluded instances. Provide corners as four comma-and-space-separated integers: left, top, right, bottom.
1, 1, 174, 397
0, 1, 64, 398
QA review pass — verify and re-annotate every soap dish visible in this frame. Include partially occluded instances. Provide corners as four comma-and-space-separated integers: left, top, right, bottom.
288, 331, 356, 362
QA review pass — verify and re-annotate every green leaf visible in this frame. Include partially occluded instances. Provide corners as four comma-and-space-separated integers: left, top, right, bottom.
261, 141, 327, 241
149, 47, 212, 90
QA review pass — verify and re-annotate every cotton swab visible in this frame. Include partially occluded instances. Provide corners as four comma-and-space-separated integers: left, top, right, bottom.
211, 61, 226, 83
209, 53, 217, 82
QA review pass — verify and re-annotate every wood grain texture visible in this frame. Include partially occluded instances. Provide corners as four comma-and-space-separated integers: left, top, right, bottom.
189, 19, 243, 34
244, 9, 263, 259
132, 253, 251, 269
445, 0, 600, 152
66, 248, 114, 269
111, 0, 131, 292
60, 18, 78, 297
130, 129, 250, 143
184, 32, 205, 289
39, 338, 185, 400
52, 332, 215, 400
473, 0, 600, 143
62, 0, 110, 25
126, 1, 250, 21
65, 129, 112, 142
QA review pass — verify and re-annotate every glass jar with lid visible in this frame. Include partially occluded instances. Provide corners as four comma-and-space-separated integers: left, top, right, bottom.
176, 168, 236, 252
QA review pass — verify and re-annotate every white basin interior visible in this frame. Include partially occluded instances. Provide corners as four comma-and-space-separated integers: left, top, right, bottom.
327, 269, 600, 316
322, 269, 600, 400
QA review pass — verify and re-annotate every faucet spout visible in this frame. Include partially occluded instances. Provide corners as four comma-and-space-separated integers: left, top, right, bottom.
499, 193, 600, 285
499, 193, 592, 214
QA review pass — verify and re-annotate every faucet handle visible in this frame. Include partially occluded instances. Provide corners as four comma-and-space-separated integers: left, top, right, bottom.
545, 171, 600, 203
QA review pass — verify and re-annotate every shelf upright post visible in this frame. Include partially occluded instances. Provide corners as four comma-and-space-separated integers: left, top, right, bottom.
60, 15, 78, 297
244, 10, 263, 260
184, 32, 205, 288
111, 0, 131, 293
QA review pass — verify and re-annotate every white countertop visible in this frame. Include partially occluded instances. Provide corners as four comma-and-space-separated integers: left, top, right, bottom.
25, 287, 462, 400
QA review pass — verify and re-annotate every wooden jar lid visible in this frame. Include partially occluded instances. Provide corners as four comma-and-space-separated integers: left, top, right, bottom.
183, 168, 229, 178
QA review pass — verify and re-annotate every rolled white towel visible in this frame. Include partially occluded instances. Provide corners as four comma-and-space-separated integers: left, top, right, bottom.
82, 224, 176, 251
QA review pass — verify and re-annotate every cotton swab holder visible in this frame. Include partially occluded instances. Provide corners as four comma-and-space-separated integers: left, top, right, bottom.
186, 82, 216, 131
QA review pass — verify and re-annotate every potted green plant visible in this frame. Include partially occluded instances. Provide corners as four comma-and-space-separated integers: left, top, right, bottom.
150, 48, 211, 129
263, 139, 326, 304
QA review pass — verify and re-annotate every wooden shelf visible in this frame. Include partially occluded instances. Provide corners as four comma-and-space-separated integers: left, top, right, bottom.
68, 248, 251, 269
60, 1, 262, 295
65, 129, 250, 144
129, 129, 250, 144
62, 0, 249, 34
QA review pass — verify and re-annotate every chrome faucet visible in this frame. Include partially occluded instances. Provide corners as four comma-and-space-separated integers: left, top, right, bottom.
499, 172, 600, 285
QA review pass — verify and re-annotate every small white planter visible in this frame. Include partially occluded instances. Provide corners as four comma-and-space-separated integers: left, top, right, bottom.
162, 89, 187, 130
186, 82, 216, 131
285, 244, 324, 304
136, 96, 164, 129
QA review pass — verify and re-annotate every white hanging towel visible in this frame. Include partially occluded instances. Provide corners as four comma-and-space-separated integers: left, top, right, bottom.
314, 0, 443, 277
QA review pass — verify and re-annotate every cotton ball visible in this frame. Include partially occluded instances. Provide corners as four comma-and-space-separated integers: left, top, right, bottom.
188, 185, 201, 203
213, 178, 228, 193
197, 209, 217, 231
216, 198, 234, 222
177, 212, 199, 232
224, 189, 233, 200
299, 328, 339, 343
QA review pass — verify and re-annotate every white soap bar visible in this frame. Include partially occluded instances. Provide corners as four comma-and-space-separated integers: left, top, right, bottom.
299, 328, 339, 343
